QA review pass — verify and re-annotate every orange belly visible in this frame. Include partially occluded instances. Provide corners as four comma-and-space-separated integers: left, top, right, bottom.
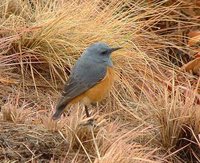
69, 67, 114, 105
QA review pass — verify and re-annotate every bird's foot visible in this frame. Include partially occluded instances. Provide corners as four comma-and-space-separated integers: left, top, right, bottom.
87, 118, 97, 127
80, 118, 97, 127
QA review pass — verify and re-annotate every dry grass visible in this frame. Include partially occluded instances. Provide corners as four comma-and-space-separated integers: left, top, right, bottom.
0, 0, 200, 162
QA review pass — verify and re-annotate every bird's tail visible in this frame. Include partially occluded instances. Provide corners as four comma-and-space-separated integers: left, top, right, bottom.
52, 110, 63, 120
52, 99, 68, 120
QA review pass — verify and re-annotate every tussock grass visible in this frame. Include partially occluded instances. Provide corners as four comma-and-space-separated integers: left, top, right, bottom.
0, 0, 200, 162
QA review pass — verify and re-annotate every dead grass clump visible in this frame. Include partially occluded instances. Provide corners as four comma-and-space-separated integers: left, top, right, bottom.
143, 78, 200, 162
0, 121, 69, 162
94, 123, 161, 163
59, 113, 163, 163
1, 95, 35, 123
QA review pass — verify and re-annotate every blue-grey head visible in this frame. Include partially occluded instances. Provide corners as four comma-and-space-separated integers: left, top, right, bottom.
81, 42, 122, 66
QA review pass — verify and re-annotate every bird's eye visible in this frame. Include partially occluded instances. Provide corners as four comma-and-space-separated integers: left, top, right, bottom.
101, 50, 107, 55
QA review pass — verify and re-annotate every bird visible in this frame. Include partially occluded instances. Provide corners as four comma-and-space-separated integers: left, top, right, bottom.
52, 42, 121, 120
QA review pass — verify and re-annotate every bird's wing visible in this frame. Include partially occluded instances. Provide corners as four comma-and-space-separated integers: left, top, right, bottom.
56, 60, 107, 110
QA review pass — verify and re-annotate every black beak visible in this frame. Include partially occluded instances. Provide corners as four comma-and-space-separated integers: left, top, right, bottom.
110, 47, 122, 53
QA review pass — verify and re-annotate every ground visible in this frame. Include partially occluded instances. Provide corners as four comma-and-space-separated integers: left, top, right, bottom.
0, 0, 200, 162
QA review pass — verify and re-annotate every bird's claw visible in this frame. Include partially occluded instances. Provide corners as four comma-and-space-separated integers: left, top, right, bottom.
80, 118, 97, 127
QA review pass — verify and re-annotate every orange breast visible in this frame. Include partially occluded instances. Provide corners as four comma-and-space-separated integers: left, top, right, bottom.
69, 67, 115, 105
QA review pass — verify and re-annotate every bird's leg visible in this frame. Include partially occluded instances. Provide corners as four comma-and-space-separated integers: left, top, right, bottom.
84, 105, 96, 127
85, 105, 90, 117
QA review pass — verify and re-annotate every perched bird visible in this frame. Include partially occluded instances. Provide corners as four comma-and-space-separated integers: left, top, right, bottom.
52, 42, 121, 120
